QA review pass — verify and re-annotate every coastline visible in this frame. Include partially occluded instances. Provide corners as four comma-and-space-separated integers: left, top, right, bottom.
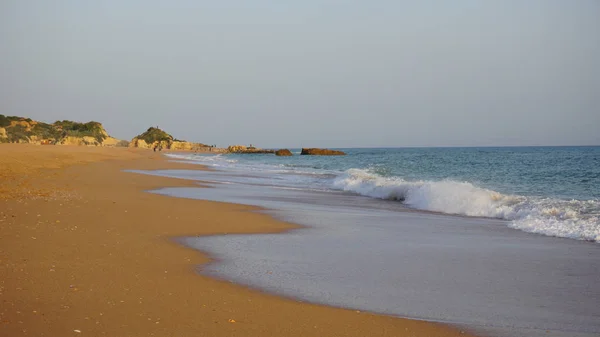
148, 162, 600, 337
0, 144, 475, 337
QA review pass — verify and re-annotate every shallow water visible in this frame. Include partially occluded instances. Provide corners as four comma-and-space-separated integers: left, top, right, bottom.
134, 166, 600, 337
166, 147, 600, 242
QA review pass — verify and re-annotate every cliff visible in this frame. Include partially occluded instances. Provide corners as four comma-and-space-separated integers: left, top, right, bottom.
129, 127, 213, 151
0, 115, 125, 146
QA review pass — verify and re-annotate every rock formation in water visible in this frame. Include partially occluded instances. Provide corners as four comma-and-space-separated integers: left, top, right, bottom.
227, 145, 275, 154
300, 148, 346, 156
227, 145, 247, 152
275, 149, 293, 156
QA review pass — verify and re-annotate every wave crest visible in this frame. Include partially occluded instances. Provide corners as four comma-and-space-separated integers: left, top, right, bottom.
165, 153, 238, 166
333, 169, 600, 242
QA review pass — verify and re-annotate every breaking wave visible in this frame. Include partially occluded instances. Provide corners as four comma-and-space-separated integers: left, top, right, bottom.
332, 169, 600, 242
165, 153, 238, 166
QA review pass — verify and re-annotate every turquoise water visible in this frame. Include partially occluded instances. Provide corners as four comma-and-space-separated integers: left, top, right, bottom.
168, 146, 600, 241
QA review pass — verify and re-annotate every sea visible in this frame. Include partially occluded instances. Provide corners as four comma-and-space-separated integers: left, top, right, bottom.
168, 146, 600, 242
135, 146, 600, 337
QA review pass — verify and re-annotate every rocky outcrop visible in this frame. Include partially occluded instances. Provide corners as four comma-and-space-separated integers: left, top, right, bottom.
275, 149, 293, 156
129, 127, 212, 151
129, 136, 213, 152
227, 145, 275, 154
234, 149, 276, 154
129, 138, 151, 149
0, 115, 125, 146
227, 145, 247, 152
170, 141, 198, 151
163, 140, 214, 151
58, 135, 122, 147
245, 149, 275, 154
58, 136, 101, 146
301, 148, 346, 156
100, 136, 121, 147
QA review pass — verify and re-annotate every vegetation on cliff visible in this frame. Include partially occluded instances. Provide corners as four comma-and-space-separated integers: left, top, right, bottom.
54, 120, 107, 143
0, 114, 112, 144
129, 127, 216, 151
0, 115, 22, 128
134, 127, 175, 144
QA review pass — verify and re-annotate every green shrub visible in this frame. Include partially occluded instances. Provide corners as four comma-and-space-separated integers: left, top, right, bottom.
136, 127, 173, 144
0, 115, 36, 128
32, 122, 62, 140
0, 115, 10, 127
54, 120, 107, 143
6, 124, 30, 142
0, 116, 114, 144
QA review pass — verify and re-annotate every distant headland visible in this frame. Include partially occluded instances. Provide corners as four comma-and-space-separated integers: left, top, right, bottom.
0, 114, 345, 155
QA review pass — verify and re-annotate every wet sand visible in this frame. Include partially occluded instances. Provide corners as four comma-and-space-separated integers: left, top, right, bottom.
0, 144, 474, 337
148, 170, 600, 337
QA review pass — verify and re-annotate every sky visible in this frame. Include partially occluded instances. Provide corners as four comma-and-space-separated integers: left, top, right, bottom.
1, 1, 599, 148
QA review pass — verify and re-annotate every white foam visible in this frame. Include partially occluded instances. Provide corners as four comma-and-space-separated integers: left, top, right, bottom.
163, 155, 600, 242
332, 169, 600, 242
165, 153, 238, 167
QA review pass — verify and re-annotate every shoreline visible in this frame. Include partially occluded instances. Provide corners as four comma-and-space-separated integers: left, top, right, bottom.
143, 154, 600, 337
0, 144, 475, 337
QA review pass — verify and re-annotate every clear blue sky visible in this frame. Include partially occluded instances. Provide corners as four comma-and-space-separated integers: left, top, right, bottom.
1, 1, 599, 147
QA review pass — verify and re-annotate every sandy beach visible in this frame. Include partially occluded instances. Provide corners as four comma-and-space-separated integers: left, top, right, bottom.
0, 144, 474, 337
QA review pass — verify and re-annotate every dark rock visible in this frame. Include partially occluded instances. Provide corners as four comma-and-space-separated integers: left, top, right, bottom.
275, 149, 293, 156
237, 149, 275, 154
227, 145, 275, 154
300, 148, 346, 156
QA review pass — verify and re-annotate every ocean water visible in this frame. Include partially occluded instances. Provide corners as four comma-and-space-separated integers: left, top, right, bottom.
168, 146, 600, 242
142, 146, 600, 336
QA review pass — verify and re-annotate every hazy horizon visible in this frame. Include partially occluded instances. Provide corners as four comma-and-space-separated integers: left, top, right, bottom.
2, 1, 599, 148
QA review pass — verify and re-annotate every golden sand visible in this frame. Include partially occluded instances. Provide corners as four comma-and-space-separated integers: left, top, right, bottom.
0, 144, 476, 336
